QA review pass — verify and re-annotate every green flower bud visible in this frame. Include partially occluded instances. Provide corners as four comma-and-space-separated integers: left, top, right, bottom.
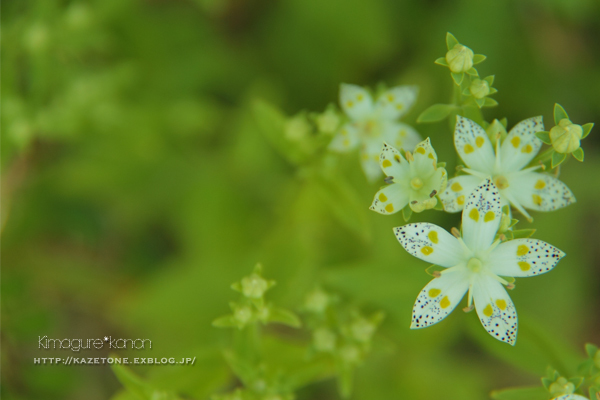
549, 377, 575, 397
233, 304, 253, 326
350, 318, 376, 343
550, 119, 583, 154
498, 213, 511, 233
313, 328, 337, 352
285, 114, 312, 142
339, 344, 361, 365
316, 108, 341, 134
241, 274, 270, 299
594, 348, 600, 369
469, 79, 490, 99
445, 44, 474, 73
304, 288, 329, 314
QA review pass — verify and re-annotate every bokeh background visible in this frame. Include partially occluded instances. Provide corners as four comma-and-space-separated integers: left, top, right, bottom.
2, 0, 600, 399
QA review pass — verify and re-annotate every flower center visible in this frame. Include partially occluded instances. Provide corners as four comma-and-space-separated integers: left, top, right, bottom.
410, 177, 424, 190
494, 176, 509, 190
362, 120, 381, 137
467, 257, 483, 273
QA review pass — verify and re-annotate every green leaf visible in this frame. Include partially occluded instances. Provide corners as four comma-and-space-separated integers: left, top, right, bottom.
535, 131, 551, 144
451, 72, 464, 85
446, 32, 459, 49
500, 118, 508, 128
552, 151, 567, 168
484, 75, 495, 85
488, 87, 498, 95
434, 57, 448, 66
212, 315, 237, 328
585, 343, 599, 358
572, 147, 584, 162
490, 386, 548, 400
267, 307, 302, 328
475, 98, 486, 108
462, 88, 471, 96
582, 122, 594, 138
554, 103, 569, 125
484, 98, 498, 107
402, 205, 413, 221
425, 265, 445, 276
111, 361, 155, 400
466, 67, 479, 76
436, 162, 447, 168
568, 377, 584, 389
589, 386, 600, 400
473, 54, 487, 64
252, 100, 303, 165
417, 104, 455, 123
512, 229, 536, 239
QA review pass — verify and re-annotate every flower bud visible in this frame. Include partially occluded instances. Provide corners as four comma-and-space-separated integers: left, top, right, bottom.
350, 318, 376, 343
550, 119, 583, 154
549, 377, 575, 397
233, 304, 253, 326
486, 119, 507, 146
469, 79, 490, 99
316, 108, 340, 134
304, 288, 329, 314
241, 274, 270, 299
313, 328, 337, 352
285, 114, 311, 142
498, 213, 511, 233
339, 344, 361, 365
445, 44, 474, 73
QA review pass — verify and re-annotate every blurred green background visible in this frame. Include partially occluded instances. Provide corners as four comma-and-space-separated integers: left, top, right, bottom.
2, 0, 600, 399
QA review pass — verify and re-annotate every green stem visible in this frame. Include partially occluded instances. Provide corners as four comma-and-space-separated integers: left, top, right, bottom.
529, 147, 554, 168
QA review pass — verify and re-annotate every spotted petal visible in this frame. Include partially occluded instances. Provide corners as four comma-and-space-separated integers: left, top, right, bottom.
381, 121, 421, 153
488, 238, 565, 278
411, 137, 439, 174
461, 178, 502, 252
394, 223, 464, 267
439, 175, 482, 213
379, 142, 410, 179
500, 117, 544, 173
340, 83, 374, 121
507, 171, 576, 212
329, 123, 360, 152
454, 116, 495, 174
370, 183, 409, 215
375, 85, 418, 120
551, 395, 589, 400
472, 275, 518, 345
410, 269, 469, 329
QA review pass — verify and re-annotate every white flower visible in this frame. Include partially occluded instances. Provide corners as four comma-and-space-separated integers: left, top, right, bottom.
395, 179, 565, 345
439, 116, 576, 221
329, 83, 421, 182
370, 139, 447, 214
552, 396, 590, 400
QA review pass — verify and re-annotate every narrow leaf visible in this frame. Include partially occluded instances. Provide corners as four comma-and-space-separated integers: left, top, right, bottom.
512, 229, 536, 239
552, 152, 567, 168
535, 131, 551, 144
466, 67, 479, 76
268, 307, 302, 328
554, 103, 569, 125
417, 104, 455, 123
582, 122, 594, 138
572, 147, 584, 162
402, 205, 412, 221
446, 32, 459, 49
585, 343, 599, 358
490, 386, 548, 400
473, 54, 487, 64
451, 72, 464, 85
484, 98, 498, 107
111, 361, 154, 400
484, 75, 495, 85
435, 57, 448, 66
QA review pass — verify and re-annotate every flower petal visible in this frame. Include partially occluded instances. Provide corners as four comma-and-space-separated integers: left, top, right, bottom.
340, 83, 374, 121
328, 123, 360, 152
381, 121, 421, 153
488, 238, 565, 277
439, 175, 482, 213
410, 269, 469, 329
394, 223, 464, 267
411, 137, 439, 173
461, 178, 502, 252
454, 116, 495, 173
375, 85, 418, 120
379, 142, 410, 179
370, 183, 409, 215
500, 116, 544, 172
360, 138, 384, 182
507, 171, 576, 212
551, 395, 589, 400
472, 275, 518, 345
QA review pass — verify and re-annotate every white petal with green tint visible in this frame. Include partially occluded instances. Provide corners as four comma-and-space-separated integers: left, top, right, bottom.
489, 238, 565, 277
375, 85, 418, 120
340, 83, 374, 121
378, 142, 410, 179
552, 395, 589, 400
507, 171, 576, 212
329, 123, 360, 152
439, 175, 482, 213
394, 223, 465, 267
500, 116, 544, 172
360, 137, 385, 182
472, 275, 518, 345
381, 121, 421, 152
370, 183, 409, 215
411, 269, 470, 329
454, 116, 495, 174
461, 178, 502, 252
411, 137, 439, 173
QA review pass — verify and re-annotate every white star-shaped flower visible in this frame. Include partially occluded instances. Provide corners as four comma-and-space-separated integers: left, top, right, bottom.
439, 116, 576, 221
370, 139, 447, 214
395, 178, 565, 345
329, 83, 422, 182
552, 396, 589, 400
